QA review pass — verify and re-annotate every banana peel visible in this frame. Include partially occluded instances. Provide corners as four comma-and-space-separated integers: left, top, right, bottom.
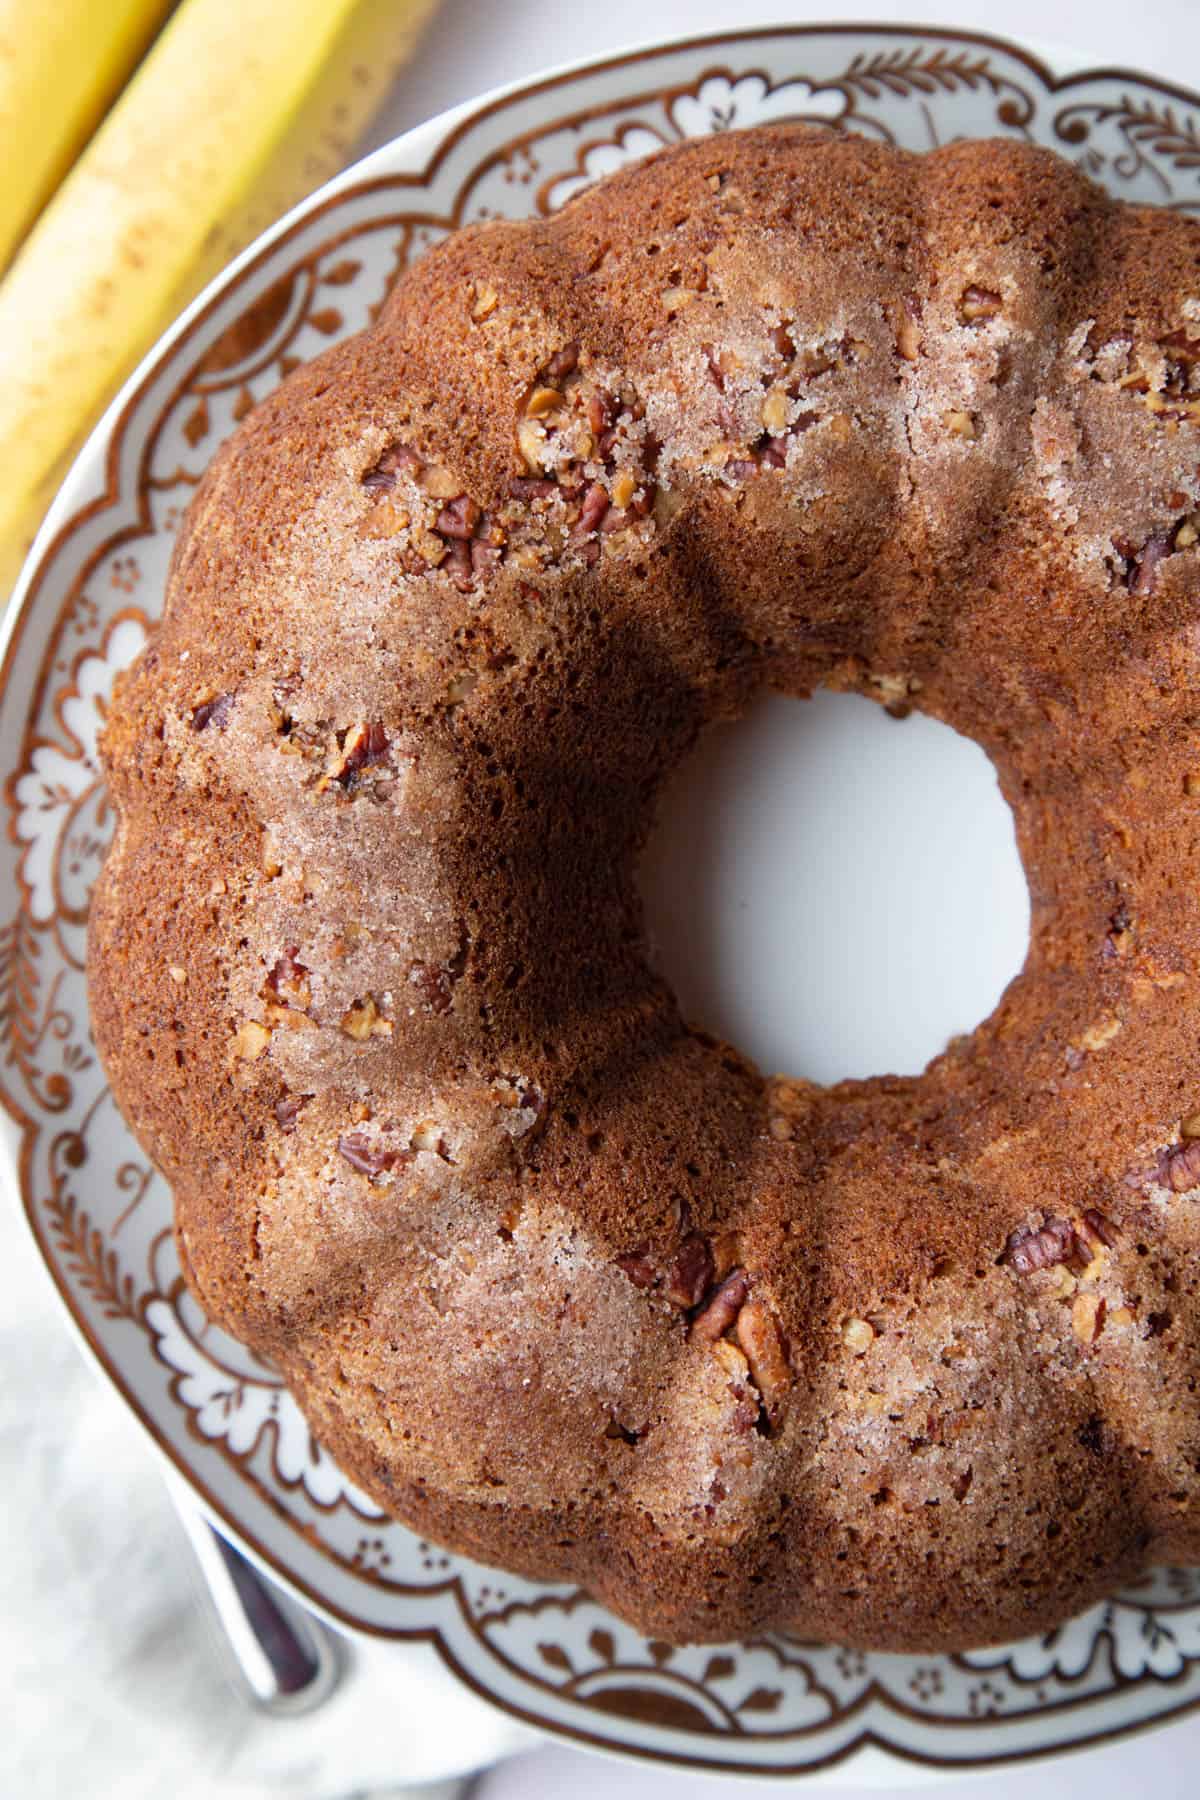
0, 0, 172, 273
0, 0, 438, 595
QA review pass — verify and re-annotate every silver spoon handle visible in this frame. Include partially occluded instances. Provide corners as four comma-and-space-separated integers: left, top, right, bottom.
167, 1475, 341, 1715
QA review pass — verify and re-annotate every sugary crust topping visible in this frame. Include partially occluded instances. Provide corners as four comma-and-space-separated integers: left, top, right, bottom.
89, 126, 1200, 1649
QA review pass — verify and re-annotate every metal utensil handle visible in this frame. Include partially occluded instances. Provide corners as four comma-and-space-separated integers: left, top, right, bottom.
169, 1478, 341, 1715
209, 1528, 330, 1698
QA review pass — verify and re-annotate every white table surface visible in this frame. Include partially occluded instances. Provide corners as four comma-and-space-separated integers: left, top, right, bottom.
378, 3, 1200, 1795
9, 4, 1200, 1797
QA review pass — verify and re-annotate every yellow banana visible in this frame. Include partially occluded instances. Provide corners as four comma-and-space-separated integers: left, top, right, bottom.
0, 0, 437, 594
0, 0, 172, 273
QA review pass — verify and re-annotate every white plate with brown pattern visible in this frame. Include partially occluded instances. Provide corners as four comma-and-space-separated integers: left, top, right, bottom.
6, 22, 1200, 1780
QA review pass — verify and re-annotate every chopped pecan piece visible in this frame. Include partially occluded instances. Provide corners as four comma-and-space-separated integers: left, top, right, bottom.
1005, 1216, 1077, 1273
896, 296, 921, 362
410, 1120, 450, 1157
274, 1093, 309, 1133
1114, 529, 1174, 595
448, 540, 477, 590
423, 464, 462, 500
471, 540, 503, 575
712, 1339, 760, 1434
761, 387, 789, 435
509, 475, 558, 501
611, 468, 638, 510
1156, 1139, 1200, 1193
1079, 1207, 1120, 1249
735, 1297, 792, 1427
471, 284, 499, 321
340, 996, 392, 1040
265, 946, 310, 1010
362, 443, 421, 491
588, 390, 616, 436
692, 1269, 750, 1342
336, 1132, 407, 1179
632, 483, 655, 518
616, 1250, 658, 1290
525, 385, 563, 418
320, 720, 391, 791
362, 467, 396, 492
702, 345, 727, 392
1072, 1291, 1106, 1343
543, 342, 579, 381
577, 481, 609, 534
958, 285, 1002, 325
730, 1400, 760, 1437
435, 494, 481, 539
712, 1337, 751, 1383
665, 1233, 715, 1309
341, 721, 389, 775
408, 960, 454, 1014
842, 1317, 874, 1354
231, 1020, 270, 1060
190, 693, 232, 732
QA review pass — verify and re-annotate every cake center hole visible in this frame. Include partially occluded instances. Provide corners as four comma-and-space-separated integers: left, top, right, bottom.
639, 689, 1031, 1084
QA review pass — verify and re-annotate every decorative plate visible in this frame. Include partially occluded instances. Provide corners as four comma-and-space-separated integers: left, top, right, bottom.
7, 23, 1200, 1780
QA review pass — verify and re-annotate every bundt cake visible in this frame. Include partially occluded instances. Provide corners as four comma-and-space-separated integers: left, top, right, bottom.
90, 125, 1200, 1650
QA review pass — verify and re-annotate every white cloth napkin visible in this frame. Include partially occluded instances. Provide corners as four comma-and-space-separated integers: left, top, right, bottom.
0, 1198, 534, 1799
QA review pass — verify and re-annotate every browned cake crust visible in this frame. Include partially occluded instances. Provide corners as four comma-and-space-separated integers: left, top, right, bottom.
89, 126, 1200, 1649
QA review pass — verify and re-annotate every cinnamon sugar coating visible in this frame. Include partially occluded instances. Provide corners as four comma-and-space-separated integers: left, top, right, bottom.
90, 127, 1200, 1648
